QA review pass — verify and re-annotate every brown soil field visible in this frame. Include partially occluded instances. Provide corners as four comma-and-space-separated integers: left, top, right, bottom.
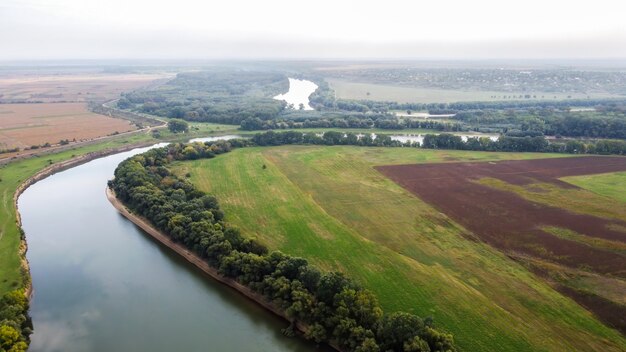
0, 103, 136, 149
0, 73, 171, 103
376, 156, 626, 332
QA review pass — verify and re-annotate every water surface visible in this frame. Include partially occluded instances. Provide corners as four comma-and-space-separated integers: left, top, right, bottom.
274, 78, 318, 110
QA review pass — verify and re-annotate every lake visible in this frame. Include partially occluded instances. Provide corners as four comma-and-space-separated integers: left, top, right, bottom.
273, 78, 318, 110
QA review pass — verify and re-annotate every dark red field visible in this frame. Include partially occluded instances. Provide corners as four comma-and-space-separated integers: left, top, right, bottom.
376, 156, 626, 332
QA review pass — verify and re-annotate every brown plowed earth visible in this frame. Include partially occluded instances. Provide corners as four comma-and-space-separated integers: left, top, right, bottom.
376, 156, 626, 275
376, 156, 626, 332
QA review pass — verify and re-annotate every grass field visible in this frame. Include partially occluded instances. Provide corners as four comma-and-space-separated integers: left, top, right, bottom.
172, 146, 626, 352
327, 78, 621, 103
563, 172, 626, 203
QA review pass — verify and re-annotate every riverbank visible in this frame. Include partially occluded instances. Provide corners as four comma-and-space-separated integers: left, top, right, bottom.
5, 125, 238, 295
12, 140, 161, 299
106, 187, 340, 351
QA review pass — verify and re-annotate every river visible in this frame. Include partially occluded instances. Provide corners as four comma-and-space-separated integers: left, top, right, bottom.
19, 137, 323, 352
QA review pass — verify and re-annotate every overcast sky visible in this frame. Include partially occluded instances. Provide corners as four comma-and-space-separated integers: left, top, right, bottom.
1, 0, 625, 60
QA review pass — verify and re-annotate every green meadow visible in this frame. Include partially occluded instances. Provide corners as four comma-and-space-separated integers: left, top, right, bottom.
563, 171, 626, 203
172, 146, 626, 352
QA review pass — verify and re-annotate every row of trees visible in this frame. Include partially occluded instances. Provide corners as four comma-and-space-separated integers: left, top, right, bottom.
250, 131, 626, 155
0, 290, 31, 352
110, 141, 457, 352
418, 134, 626, 154
252, 131, 405, 148
316, 95, 626, 115
240, 117, 463, 132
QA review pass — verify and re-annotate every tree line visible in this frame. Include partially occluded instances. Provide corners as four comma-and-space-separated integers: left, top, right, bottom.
240, 116, 463, 132
110, 140, 457, 352
250, 131, 626, 155
315, 95, 626, 115
0, 290, 31, 352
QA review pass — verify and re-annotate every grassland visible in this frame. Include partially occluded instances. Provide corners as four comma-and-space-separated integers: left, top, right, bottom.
172, 146, 626, 352
327, 78, 620, 103
563, 172, 626, 203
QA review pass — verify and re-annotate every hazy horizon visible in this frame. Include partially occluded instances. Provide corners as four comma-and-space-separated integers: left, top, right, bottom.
1, 0, 626, 61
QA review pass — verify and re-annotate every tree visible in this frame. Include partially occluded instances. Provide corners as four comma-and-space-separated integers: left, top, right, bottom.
168, 119, 189, 133
377, 312, 426, 352
0, 325, 27, 352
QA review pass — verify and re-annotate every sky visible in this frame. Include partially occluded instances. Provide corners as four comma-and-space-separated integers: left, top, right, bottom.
1, 0, 625, 60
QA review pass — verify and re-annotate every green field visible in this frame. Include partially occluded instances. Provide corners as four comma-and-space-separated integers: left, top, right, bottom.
172, 146, 626, 352
327, 78, 621, 103
563, 172, 626, 203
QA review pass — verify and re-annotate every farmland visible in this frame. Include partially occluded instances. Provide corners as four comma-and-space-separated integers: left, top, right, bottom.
320, 65, 626, 104
377, 156, 626, 332
0, 103, 137, 150
171, 146, 626, 352
0, 72, 171, 103
327, 78, 620, 104
0, 69, 174, 155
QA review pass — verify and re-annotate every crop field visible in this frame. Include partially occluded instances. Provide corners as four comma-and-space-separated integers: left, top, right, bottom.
0, 72, 171, 103
0, 103, 137, 150
172, 146, 626, 352
377, 156, 626, 332
327, 78, 620, 103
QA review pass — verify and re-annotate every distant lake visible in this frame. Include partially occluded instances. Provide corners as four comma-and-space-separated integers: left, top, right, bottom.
274, 78, 318, 110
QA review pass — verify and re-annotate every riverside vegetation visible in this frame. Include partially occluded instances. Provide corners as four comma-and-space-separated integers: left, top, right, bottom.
109, 140, 457, 352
